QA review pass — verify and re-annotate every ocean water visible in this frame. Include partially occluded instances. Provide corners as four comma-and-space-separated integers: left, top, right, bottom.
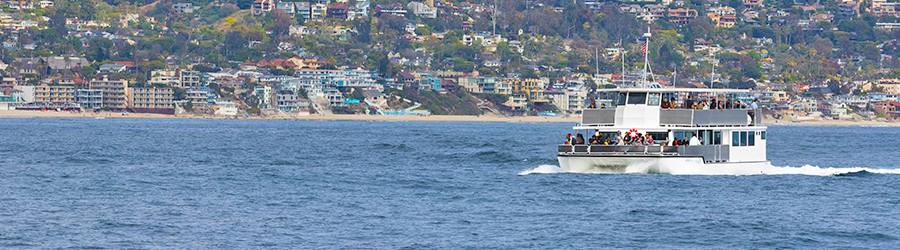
0, 118, 899, 248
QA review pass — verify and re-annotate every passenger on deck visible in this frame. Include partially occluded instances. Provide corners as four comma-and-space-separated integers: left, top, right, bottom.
751, 99, 759, 109
590, 132, 602, 145
615, 131, 623, 145
661, 98, 670, 109
643, 133, 653, 145
588, 96, 596, 109
565, 134, 572, 145
600, 103, 606, 108
725, 99, 732, 109
575, 134, 585, 145
689, 134, 701, 145
710, 98, 718, 109
684, 96, 694, 109
734, 100, 743, 109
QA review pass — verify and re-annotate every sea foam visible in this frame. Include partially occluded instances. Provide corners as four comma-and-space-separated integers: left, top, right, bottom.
519, 163, 900, 176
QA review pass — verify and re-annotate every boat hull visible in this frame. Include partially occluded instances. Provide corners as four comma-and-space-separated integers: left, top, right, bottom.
557, 155, 771, 175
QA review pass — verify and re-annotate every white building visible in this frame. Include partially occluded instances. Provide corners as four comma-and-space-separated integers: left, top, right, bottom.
407, 1, 437, 18
348, 1, 370, 20
214, 100, 238, 116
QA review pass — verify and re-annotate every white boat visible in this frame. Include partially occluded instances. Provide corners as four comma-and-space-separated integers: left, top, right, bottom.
557, 88, 768, 174
556, 27, 768, 174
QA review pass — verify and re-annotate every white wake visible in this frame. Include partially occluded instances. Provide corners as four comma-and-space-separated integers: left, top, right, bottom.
519, 164, 900, 176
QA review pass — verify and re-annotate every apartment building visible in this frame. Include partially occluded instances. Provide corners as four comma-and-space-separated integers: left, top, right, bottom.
179, 70, 201, 88
504, 78, 550, 103
75, 89, 103, 108
130, 87, 174, 114
89, 78, 130, 111
34, 85, 76, 104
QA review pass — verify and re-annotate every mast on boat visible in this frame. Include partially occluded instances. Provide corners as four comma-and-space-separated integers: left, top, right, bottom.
639, 26, 656, 88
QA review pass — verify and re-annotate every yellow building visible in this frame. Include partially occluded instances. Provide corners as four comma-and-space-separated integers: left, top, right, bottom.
707, 13, 737, 28
129, 87, 174, 109
503, 78, 549, 103
34, 85, 76, 103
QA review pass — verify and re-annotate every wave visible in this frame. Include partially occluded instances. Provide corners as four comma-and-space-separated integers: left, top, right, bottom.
518, 165, 563, 175
519, 164, 900, 176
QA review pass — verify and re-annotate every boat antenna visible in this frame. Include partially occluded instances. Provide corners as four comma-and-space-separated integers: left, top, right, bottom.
711, 51, 716, 88
640, 26, 653, 88
620, 38, 625, 79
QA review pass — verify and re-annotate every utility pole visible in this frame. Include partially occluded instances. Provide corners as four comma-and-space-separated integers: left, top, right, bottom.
595, 47, 599, 76
492, 0, 497, 36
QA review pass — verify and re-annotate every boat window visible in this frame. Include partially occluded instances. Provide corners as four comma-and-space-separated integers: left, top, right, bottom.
740, 131, 748, 146
648, 93, 661, 106
617, 92, 627, 106
748, 132, 755, 146
761, 131, 766, 140
732, 132, 739, 146
648, 132, 667, 141
627, 92, 647, 105
714, 131, 722, 145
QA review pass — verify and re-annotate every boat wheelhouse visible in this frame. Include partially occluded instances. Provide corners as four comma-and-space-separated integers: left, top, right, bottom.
557, 88, 768, 174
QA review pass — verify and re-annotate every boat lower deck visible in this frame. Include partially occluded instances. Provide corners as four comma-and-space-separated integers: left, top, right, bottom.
559, 144, 733, 163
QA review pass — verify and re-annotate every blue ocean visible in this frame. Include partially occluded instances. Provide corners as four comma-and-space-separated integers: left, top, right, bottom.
1, 118, 899, 248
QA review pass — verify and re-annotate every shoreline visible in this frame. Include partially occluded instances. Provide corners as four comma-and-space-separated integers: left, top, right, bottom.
0, 110, 580, 123
1, 110, 897, 126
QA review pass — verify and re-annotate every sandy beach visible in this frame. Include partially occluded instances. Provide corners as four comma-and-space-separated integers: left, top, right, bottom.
1, 110, 897, 126
0, 110, 581, 123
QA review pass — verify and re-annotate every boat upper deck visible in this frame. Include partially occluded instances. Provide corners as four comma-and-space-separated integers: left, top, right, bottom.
580, 88, 762, 129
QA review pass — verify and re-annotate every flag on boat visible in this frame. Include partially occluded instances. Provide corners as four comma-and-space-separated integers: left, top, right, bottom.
641, 43, 647, 57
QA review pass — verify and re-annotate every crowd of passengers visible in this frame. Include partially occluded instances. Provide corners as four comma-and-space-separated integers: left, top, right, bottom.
588, 96, 759, 110
564, 131, 705, 146
564, 131, 653, 146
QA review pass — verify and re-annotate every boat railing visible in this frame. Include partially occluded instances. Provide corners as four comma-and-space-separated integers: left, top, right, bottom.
558, 145, 679, 155
677, 145, 730, 162
559, 144, 731, 162
582, 108, 763, 127
581, 108, 616, 126
660, 109, 761, 126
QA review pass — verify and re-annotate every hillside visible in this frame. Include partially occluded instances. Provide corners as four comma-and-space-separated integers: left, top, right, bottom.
384, 88, 484, 116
